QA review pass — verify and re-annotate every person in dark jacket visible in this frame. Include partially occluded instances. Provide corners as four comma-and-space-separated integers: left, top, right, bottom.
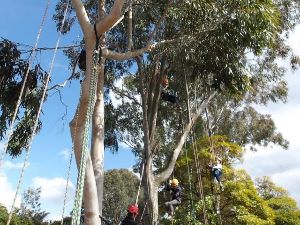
163, 178, 182, 218
121, 204, 139, 225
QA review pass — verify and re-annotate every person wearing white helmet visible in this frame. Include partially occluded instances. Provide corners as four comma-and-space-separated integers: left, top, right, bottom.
209, 157, 223, 190
163, 178, 182, 218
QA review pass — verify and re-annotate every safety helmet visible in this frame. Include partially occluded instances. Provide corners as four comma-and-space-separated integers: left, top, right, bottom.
162, 77, 169, 88
127, 204, 139, 215
171, 178, 179, 187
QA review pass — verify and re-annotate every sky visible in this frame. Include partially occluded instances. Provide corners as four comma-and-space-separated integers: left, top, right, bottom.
0, 0, 299, 222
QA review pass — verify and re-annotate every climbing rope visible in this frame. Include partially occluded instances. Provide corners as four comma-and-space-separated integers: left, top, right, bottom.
6, 1, 71, 225
60, 149, 74, 225
182, 73, 195, 225
190, 129, 209, 225
205, 108, 223, 225
71, 24, 101, 225
135, 162, 145, 205
0, 0, 50, 170
188, 77, 209, 225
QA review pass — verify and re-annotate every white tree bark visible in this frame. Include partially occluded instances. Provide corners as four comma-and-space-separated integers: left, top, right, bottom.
70, 48, 100, 225
71, 0, 125, 224
91, 59, 105, 216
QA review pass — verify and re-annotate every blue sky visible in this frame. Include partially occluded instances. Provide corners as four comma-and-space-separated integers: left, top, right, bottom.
0, 0, 136, 220
0, 0, 300, 222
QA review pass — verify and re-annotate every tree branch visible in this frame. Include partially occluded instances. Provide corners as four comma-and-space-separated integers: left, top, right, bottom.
47, 55, 79, 91
72, 0, 93, 36
110, 85, 141, 106
96, 0, 125, 35
147, 0, 172, 45
155, 91, 217, 184
127, 0, 133, 50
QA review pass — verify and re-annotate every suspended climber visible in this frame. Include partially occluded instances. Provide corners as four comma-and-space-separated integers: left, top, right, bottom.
78, 49, 86, 71
160, 76, 181, 109
163, 178, 182, 219
209, 157, 223, 190
121, 204, 139, 225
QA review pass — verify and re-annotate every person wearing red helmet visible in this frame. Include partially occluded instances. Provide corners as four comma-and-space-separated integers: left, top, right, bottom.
121, 204, 139, 225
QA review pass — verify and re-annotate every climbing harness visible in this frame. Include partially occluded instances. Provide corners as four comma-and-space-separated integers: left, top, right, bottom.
71, 23, 102, 225
0, 0, 50, 170
6, 1, 71, 225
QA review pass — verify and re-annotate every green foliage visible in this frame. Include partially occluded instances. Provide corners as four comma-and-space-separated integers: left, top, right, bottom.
256, 177, 300, 225
0, 204, 34, 225
0, 38, 47, 157
102, 169, 140, 223
17, 187, 49, 225
215, 106, 289, 149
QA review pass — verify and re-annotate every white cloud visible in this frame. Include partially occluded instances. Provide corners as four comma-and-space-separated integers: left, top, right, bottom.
59, 149, 72, 161
272, 169, 300, 207
119, 141, 131, 149
288, 25, 300, 55
240, 25, 300, 208
0, 172, 21, 209
33, 177, 75, 203
1, 161, 30, 170
32, 177, 76, 222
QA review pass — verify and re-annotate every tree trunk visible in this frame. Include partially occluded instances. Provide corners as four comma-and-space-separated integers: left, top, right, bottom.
91, 58, 105, 217
144, 166, 160, 225
71, 0, 126, 224
70, 46, 100, 225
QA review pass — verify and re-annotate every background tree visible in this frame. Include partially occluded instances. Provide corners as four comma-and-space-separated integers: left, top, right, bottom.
102, 169, 140, 224
17, 187, 49, 225
0, 38, 47, 157
162, 136, 300, 225
256, 177, 300, 225
0, 203, 42, 225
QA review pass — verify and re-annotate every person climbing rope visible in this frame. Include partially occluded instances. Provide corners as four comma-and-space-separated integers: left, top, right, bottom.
78, 49, 86, 71
163, 178, 182, 219
161, 91, 180, 106
162, 76, 169, 89
160, 75, 181, 109
121, 204, 139, 225
209, 157, 223, 190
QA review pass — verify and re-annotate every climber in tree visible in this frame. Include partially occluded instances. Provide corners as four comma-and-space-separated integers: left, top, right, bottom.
209, 157, 223, 190
78, 49, 86, 71
121, 204, 139, 225
163, 178, 182, 219
160, 76, 180, 108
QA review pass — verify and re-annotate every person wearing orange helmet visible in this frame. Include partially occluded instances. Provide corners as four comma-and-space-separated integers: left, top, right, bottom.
162, 76, 169, 89
121, 204, 139, 225
163, 178, 182, 219
160, 76, 181, 109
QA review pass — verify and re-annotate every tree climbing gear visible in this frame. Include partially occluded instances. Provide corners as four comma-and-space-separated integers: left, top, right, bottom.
6, 1, 70, 225
71, 22, 102, 225
128, 204, 139, 215
170, 178, 179, 187
162, 76, 169, 88
0, 0, 50, 171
